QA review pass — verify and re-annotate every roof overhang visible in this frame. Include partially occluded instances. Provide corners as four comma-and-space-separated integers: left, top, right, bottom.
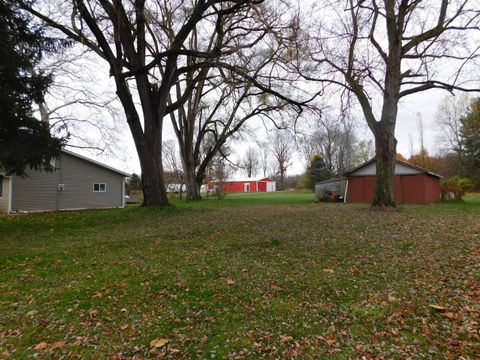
343, 158, 442, 178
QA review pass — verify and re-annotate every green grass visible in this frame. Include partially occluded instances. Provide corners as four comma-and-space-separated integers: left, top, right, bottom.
1, 192, 479, 358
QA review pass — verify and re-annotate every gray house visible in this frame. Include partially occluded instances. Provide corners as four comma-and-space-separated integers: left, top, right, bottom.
0, 150, 129, 213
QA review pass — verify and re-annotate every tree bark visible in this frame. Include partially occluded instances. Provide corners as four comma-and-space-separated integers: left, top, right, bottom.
372, 126, 397, 208
184, 163, 201, 200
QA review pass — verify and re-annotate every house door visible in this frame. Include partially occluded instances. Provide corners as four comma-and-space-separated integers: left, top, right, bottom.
244, 183, 250, 192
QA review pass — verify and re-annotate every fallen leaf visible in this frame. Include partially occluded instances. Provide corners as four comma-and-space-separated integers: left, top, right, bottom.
441, 312, 458, 319
322, 268, 334, 273
50, 341, 66, 350
464, 306, 476, 312
150, 338, 168, 348
26, 310, 37, 317
93, 292, 103, 298
387, 294, 396, 302
271, 281, 281, 290
227, 278, 235, 285
393, 310, 409, 318
429, 304, 447, 312
120, 324, 129, 331
241, 268, 249, 273
326, 336, 336, 346
33, 342, 48, 350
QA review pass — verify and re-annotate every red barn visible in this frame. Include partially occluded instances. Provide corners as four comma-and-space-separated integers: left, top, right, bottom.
344, 159, 441, 204
208, 177, 276, 193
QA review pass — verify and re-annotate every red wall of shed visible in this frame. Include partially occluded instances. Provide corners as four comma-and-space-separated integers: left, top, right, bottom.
258, 181, 267, 192
347, 174, 440, 204
221, 181, 257, 193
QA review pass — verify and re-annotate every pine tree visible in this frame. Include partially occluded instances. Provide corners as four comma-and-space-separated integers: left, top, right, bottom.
0, 0, 65, 175
305, 154, 331, 190
461, 98, 480, 186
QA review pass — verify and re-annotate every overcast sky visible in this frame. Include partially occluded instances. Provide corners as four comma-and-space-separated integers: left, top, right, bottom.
71, 86, 459, 177
45, 1, 480, 178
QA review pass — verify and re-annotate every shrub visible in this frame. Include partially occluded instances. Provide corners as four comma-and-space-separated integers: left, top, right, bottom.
440, 176, 473, 201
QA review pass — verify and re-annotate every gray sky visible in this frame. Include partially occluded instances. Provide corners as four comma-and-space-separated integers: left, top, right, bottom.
72, 87, 455, 177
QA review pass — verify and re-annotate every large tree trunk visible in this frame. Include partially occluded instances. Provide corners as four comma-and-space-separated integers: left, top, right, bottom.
372, 128, 397, 208
141, 161, 169, 206
136, 141, 170, 207
181, 150, 202, 201
185, 167, 201, 200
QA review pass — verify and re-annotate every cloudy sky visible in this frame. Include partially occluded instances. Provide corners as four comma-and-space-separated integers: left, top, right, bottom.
43, 0, 479, 178
68, 86, 453, 177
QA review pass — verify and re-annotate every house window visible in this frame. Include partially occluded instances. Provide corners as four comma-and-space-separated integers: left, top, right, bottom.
93, 183, 107, 192
0, 176, 3, 197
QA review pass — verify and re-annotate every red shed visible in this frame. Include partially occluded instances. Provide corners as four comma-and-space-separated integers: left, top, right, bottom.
344, 159, 441, 204
208, 177, 276, 193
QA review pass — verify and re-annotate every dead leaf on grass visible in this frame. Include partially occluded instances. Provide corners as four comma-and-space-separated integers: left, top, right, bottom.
50, 341, 66, 350
150, 338, 168, 348
322, 268, 334, 273
429, 304, 447, 312
227, 278, 235, 285
33, 342, 48, 350
326, 336, 336, 346
442, 312, 459, 319
271, 281, 281, 290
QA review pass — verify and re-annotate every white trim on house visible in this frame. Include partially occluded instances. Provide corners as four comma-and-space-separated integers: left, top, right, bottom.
8, 176, 12, 212
93, 183, 107, 192
121, 179, 126, 208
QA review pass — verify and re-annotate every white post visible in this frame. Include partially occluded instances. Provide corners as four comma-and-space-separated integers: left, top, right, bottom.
344, 180, 349, 203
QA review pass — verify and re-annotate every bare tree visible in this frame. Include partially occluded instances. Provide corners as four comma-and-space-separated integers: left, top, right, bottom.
270, 130, 292, 188
168, 2, 306, 201
241, 147, 259, 177
297, 0, 480, 207
39, 48, 123, 154
353, 139, 375, 165
23, 0, 281, 206
298, 114, 356, 175
163, 140, 184, 199
256, 140, 271, 177
436, 93, 472, 155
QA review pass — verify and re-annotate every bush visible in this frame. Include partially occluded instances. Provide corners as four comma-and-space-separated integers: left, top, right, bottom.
443, 176, 474, 191
440, 176, 474, 201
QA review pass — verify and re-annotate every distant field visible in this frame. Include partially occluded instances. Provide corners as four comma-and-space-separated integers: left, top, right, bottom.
1, 192, 479, 358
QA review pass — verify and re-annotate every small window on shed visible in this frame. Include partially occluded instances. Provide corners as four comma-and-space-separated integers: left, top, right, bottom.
0, 176, 3, 197
93, 183, 107, 192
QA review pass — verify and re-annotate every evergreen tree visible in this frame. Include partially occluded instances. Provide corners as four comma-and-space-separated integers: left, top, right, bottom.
127, 173, 142, 191
305, 154, 332, 190
0, 0, 64, 176
461, 98, 480, 186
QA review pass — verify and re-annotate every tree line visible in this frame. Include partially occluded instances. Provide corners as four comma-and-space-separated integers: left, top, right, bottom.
3, 0, 480, 208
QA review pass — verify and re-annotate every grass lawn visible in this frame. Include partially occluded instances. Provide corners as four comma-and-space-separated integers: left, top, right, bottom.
1, 192, 479, 358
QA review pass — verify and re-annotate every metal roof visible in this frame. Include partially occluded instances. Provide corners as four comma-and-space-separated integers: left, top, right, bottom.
217, 177, 275, 182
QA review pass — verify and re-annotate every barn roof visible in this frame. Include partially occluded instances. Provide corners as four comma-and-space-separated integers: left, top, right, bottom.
343, 158, 442, 178
223, 177, 274, 182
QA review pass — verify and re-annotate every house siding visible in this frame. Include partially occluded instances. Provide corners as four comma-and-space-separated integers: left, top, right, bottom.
11, 153, 125, 212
